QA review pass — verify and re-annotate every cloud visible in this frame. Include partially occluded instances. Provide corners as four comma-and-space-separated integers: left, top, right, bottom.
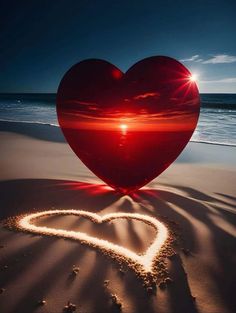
180, 55, 200, 62
180, 54, 236, 64
202, 54, 236, 64
133, 92, 160, 100
194, 58, 203, 63
200, 77, 236, 83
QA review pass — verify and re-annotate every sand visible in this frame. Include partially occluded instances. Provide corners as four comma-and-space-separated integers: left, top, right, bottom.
0, 120, 235, 313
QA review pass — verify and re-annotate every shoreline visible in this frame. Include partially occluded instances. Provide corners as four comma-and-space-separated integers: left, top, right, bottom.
1, 120, 236, 172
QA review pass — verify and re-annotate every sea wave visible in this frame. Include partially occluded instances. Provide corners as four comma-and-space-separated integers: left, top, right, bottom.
190, 139, 236, 147
201, 102, 236, 110
0, 118, 58, 127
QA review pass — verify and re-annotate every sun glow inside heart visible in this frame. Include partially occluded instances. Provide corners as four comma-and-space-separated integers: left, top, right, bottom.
119, 124, 128, 134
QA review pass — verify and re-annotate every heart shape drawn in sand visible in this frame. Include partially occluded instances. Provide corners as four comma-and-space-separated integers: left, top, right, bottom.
16, 210, 169, 276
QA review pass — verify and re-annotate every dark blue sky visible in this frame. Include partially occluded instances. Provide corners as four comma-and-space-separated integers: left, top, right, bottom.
0, 0, 236, 93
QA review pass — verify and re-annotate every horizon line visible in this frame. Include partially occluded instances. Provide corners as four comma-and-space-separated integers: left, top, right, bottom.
0, 92, 236, 95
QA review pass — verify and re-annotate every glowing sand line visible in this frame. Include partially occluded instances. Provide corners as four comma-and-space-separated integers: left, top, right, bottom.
17, 210, 168, 274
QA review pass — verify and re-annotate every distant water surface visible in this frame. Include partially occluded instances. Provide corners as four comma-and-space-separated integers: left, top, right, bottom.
0, 93, 235, 146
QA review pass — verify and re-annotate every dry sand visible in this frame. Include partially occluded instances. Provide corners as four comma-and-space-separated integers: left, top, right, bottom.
0, 120, 235, 313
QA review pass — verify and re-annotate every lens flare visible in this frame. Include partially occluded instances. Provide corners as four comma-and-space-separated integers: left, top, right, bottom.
189, 73, 198, 82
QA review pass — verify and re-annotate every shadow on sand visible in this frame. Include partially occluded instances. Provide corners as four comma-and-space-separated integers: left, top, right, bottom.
0, 179, 235, 313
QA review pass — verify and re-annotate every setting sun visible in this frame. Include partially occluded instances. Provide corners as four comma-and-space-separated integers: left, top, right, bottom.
120, 124, 128, 133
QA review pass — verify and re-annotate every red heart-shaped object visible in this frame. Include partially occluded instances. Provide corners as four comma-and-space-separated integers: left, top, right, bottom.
57, 56, 200, 194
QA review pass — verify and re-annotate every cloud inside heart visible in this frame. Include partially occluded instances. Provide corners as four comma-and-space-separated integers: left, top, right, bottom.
10, 209, 171, 282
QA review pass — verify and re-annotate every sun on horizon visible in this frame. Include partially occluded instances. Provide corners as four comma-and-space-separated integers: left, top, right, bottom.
120, 124, 128, 134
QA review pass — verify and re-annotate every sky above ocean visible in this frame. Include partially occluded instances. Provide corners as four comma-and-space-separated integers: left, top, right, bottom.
0, 0, 236, 93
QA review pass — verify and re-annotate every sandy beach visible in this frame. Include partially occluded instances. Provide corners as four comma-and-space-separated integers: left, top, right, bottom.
0, 120, 235, 313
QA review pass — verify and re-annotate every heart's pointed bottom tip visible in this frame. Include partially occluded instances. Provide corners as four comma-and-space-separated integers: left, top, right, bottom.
113, 186, 139, 195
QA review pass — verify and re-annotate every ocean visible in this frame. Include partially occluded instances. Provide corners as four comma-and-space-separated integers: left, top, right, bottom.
0, 93, 235, 146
